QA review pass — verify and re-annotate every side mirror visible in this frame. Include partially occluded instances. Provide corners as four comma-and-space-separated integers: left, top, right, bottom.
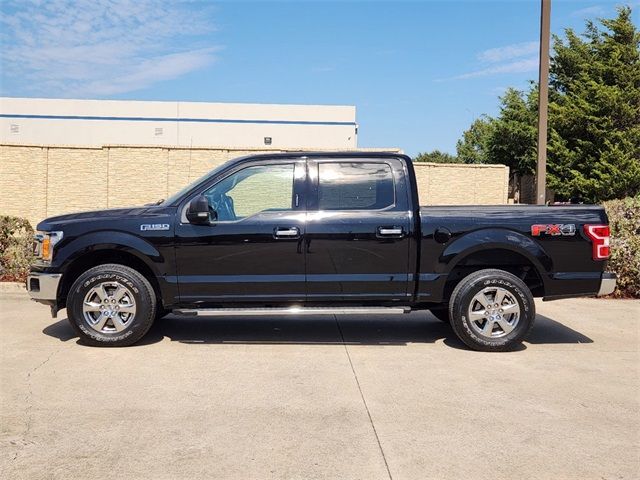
186, 195, 213, 225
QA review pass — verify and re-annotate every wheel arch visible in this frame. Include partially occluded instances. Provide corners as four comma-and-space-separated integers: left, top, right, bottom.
57, 235, 164, 309
439, 229, 550, 300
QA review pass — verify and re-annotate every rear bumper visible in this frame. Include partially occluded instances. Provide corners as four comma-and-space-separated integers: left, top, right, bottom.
26, 272, 61, 302
597, 272, 617, 297
543, 271, 616, 301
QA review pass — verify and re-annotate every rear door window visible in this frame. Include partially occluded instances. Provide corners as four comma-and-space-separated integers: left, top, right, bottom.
318, 162, 395, 210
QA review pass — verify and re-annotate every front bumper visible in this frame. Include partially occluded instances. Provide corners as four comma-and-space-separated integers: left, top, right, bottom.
597, 272, 617, 297
26, 272, 62, 301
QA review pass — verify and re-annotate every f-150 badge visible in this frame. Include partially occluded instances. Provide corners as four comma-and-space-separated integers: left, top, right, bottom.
140, 224, 170, 231
531, 224, 576, 236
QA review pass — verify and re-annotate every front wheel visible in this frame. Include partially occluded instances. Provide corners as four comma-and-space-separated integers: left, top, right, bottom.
67, 264, 157, 347
448, 269, 535, 352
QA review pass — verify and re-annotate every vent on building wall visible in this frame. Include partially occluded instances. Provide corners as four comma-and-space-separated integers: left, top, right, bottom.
10, 124, 20, 134
264, 137, 272, 145
155, 127, 163, 136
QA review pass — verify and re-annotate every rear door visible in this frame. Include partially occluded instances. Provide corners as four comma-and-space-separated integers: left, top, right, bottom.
304, 157, 413, 302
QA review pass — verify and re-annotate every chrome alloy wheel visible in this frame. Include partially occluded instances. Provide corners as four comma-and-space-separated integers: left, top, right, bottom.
82, 281, 136, 333
467, 286, 520, 339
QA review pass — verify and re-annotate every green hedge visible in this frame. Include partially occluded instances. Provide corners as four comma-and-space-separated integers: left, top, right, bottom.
0, 202, 638, 297
0, 216, 35, 282
603, 196, 640, 298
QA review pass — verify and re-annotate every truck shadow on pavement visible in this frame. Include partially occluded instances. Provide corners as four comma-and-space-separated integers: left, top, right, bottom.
43, 312, 593, 350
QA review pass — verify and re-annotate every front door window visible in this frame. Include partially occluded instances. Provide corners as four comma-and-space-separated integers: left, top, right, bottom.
203, 164, 295, 221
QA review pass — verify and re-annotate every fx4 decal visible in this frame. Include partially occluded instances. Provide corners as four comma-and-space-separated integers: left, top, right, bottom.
531, 224, 576, 236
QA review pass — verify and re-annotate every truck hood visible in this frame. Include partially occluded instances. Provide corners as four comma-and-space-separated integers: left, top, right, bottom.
36, 206, 168, 230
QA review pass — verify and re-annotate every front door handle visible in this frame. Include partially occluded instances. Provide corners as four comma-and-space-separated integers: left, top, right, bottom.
377, 226, 404, 238
274, 227, 300, 239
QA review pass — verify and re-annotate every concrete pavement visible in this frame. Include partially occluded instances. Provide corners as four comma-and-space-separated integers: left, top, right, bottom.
1, 288, 638, 479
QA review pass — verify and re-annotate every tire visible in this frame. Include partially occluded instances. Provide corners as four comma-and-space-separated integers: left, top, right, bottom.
448, 269, 535, 352
429, 306, 450, 323
67, 264, 157, 347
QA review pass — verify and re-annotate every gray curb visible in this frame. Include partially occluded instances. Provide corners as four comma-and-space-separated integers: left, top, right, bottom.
0, 282, 26, 293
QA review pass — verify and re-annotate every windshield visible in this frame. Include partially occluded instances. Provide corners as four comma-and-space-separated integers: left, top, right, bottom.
160, 161, 231, 206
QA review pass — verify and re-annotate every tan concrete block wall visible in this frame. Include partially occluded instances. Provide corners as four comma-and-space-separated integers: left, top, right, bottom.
413, 162, 509, 206
0, 144, 293, 226
0, 145, 48, 224
46, 147, 108, 217
107, 147, 168, 208
1, 144, 508, 227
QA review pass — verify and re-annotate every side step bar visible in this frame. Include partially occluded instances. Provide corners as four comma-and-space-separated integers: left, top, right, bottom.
173, 306, 411, 317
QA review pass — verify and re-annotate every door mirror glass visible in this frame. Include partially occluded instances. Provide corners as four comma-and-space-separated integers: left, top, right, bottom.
186, 195, 214, 224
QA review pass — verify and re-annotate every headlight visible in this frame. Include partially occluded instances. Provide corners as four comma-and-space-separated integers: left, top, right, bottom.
34, 231, 64, 263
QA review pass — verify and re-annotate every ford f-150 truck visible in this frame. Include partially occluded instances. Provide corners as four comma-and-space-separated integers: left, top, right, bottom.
27, 152, 616, 351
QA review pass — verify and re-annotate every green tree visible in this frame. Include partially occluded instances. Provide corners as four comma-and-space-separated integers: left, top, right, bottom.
456, 115, 494, 164
456, 88, 538, 177
488, 88, 539, 177
414, 150, 461, 163
547, 6, 640, 201
455, 6, 640, 202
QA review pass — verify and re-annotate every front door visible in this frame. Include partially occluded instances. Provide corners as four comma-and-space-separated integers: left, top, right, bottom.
174, 159, 306, 305
304, 158, 413, 303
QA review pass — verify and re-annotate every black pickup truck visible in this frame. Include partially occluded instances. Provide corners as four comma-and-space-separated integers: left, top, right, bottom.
27, 152, 615, 351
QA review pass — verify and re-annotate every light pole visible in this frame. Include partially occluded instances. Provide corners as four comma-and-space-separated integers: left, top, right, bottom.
536, 0, 551, 205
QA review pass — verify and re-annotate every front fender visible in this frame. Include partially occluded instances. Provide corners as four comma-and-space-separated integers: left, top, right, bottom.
54, 231, 164, 276
440, 228, 552, 275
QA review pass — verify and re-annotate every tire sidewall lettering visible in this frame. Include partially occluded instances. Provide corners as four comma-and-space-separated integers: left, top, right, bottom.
479, 278, 530, 313
79, 273, 139, 295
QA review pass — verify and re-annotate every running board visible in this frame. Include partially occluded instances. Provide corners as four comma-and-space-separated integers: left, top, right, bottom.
173, 306, 411, 317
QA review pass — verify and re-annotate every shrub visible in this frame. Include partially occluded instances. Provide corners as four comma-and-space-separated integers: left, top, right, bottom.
0, 216, 35, 282
603, 196, 640, 298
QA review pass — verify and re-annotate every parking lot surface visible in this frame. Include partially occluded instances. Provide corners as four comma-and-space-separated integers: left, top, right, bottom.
1, 287, 638, 480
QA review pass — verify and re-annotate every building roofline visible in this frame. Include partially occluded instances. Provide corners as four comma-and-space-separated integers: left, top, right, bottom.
0, 142, 400, 153
0, 96, 356, 110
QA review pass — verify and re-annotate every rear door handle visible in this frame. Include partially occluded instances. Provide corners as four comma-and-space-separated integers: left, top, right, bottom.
377, 226, 404, 238
274, 227, 301, 239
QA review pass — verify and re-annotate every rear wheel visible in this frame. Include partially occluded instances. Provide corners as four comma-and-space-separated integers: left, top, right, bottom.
67, 264, 156, 347
448, 269, 535, 352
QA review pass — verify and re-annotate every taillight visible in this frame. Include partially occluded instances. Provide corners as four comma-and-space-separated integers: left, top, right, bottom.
583, 224, 610, 260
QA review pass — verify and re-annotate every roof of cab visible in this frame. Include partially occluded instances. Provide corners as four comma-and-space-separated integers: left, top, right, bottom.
231, 151, 412, 163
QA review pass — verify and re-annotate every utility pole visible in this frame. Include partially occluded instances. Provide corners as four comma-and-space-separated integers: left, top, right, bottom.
536, 0, 551, 205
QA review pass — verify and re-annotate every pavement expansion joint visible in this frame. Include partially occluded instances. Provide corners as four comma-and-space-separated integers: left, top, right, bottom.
334, 315, 394, 480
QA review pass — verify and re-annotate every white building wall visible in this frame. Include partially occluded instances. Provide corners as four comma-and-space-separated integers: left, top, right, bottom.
0, 97, 358, 149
